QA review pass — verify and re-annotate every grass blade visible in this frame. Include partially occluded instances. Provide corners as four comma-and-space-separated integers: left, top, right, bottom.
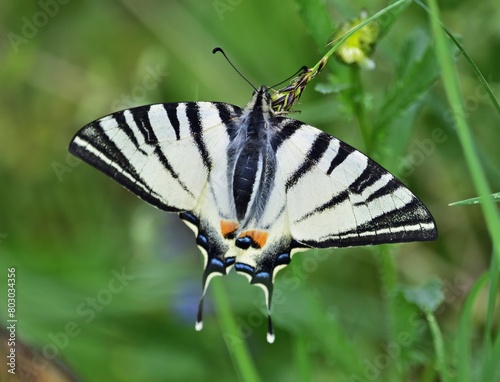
449, 192, 500, 206
482, 251, 499, 381
212, 280, 261, 382
456, 273, 490, 382
294, 0, 335, 48
426, 0, 500, 264
425, 309, 450, 382
414, 0, 500, 115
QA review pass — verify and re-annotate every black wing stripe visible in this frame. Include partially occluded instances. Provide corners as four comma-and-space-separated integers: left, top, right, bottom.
80, 121, 141, 180
215, 103, 239, 141
355, 180, 401, 206
130, 107, 158, 144
113, 111, 147, 155
270, 119, 303, 152
358, 199, 435, 232
215, 103, 239, 124
347, 201, 435, 241
186, 102, 212, 171
262, 203, 286, 230
69, 128, 177, 212
294, 190, 350, 223
326, 142, 354, 175
299, 200, 436, 248
152, 146, 195, 198
130, 106, 195, 198
165, 106, 181, 140
285, 132, 332, 191
349, 163, 384, 194
101, 108, 194, 199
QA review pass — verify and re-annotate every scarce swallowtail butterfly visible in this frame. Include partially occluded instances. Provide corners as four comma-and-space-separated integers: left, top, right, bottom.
69, 73, 437, 344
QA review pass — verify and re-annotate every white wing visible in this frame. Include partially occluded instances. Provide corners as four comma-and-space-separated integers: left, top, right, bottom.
69, 101, 242, 304
272, 118, 437, 248
69, 102, 240, 213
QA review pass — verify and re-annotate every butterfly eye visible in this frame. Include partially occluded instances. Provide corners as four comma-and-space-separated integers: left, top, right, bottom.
263, 89, 271, 102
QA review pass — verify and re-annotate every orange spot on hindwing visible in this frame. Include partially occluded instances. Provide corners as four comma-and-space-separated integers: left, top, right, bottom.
220, 220, 239, 239
238, 230, 269, 249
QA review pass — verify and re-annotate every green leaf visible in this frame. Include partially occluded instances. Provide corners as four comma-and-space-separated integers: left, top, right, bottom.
413, 0, 500, 116
449, 192, 500, 206
294, 0, 335, 48
402, 278, 445, 312
374, 102, 421, 170
373, 30, 440, 138
314, 78, 351, 95
377, 0, 412, 39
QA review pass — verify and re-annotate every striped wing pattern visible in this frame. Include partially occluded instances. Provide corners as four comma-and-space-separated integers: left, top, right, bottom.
69, 87, 437, 343
69, 101, 245, 321
69, 102, 238, 212
274, 120, 436, 248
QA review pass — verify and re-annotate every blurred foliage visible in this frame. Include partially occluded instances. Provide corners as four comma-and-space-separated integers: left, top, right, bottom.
0, 0, 499, 381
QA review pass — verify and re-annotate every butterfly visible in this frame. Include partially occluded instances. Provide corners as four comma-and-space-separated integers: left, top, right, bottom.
69, 85, 437, 343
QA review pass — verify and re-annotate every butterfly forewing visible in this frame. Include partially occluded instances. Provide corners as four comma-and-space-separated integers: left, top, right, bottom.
273, 119, 436, 248
69, 102, 240, 213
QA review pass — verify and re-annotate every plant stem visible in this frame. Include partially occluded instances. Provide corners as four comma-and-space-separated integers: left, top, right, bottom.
294, 336, 311, 382
212, 279, 261, 382
482, 249, 499, 380
426, 0, 500, 265
425, 309, 450, 382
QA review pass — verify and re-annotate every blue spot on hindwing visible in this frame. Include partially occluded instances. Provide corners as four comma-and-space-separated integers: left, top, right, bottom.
196, 234, 208, 249
179, 211, 199, 226
235, 263, 255, 275
209, 258, 225, 268
276, 253, 291, 265
235, 236, 252, 249
254, 271, 271, 280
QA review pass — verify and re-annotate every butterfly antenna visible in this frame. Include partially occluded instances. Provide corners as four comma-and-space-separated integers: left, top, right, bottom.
213, 47, 257, 92
269, 65, 308, 89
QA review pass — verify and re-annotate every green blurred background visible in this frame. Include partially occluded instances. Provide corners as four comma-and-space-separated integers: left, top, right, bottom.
0, 0, 499, 381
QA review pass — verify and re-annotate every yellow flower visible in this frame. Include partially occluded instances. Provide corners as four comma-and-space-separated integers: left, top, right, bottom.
334, 10, 380, 69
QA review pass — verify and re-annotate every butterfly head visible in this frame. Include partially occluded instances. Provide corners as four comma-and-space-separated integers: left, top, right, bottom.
253, 85, 272, 102
246, 86, 273, 116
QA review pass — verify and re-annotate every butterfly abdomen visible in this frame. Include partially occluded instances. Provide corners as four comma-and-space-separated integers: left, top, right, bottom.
233, 145, 263, 220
